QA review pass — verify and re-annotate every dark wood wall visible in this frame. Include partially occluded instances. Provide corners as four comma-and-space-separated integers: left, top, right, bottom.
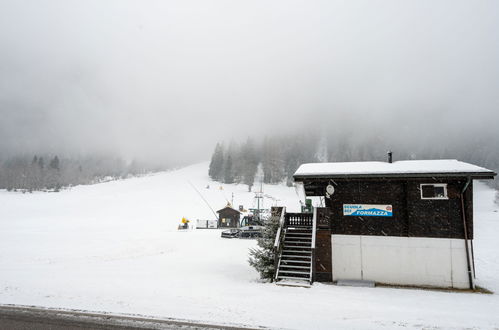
315, 229, 332, 282
316, 178, 474, 239
217, 209, 241, 228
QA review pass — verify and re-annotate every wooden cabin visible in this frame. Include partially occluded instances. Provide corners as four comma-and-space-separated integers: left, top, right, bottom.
273, 159, 496, 289
217, 203, 241, 228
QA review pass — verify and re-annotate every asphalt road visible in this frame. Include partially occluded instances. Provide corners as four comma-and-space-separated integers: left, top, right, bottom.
0, 305, 265, 330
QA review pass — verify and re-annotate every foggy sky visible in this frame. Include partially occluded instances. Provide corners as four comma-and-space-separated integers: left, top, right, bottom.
1, 0, 498, 165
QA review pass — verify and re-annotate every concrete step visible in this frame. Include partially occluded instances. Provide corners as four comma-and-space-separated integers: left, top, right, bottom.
275, 278, 311, 288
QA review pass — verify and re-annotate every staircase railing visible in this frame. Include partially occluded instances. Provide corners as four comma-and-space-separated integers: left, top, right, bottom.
310, 207, 317, 284
273, 206, 286, 282
285, 212, 313, 227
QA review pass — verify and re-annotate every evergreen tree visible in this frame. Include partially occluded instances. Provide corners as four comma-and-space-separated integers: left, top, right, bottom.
208, 145, 217, 179
0, 154, 139, 191
28, 155, 40, 190
208, 143, 224, 181
248, 207, 282, 281
261, 137, 285, 184
241, 138, 259, 191
223, 154, 234, 184
49, 156, 60, 171
37, 157, 44, 169
283, 134, 318, 186
45, 155, 61, 190
228, 141, 243, 183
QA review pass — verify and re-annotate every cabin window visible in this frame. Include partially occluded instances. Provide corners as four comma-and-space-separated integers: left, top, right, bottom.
420, 184, 448, 199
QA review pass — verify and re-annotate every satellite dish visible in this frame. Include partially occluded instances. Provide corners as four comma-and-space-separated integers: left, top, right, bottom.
326, 184, 335, 198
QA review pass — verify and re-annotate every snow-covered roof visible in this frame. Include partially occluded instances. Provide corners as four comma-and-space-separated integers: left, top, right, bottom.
294, 159, 496, 179
216, 203, 241, 213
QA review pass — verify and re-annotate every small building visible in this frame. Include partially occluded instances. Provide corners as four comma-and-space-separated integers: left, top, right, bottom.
217, 203, 241, 228
274, 159, 496, 289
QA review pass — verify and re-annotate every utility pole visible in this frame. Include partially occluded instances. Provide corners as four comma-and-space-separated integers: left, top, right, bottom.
254, 181, 264, 220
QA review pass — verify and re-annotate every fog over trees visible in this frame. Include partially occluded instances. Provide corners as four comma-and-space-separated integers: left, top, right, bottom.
1, 1, 499, 191
209, 131, 499, 190
0, 154, 154, 192
206, 135, 359, 189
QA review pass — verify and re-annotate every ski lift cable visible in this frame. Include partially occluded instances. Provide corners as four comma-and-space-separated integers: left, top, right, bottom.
187, 181, 218, 220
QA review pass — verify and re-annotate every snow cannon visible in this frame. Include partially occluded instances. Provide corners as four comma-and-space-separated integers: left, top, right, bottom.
178, 217, 190, 230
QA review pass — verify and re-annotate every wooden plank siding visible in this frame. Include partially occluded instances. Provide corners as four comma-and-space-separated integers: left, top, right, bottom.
308, 178, 475, 239
217, 208, 241, 228
314, 229, 332, 282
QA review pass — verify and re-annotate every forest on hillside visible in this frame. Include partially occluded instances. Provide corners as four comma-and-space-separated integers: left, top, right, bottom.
2, 132, 498, 193
0, 155, 153, 192
208, 135, 319, 189
208, 133, 499, 190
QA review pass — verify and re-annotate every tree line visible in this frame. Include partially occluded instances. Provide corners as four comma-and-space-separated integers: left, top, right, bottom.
209, 134, 320, 190
0, 154, 151, 192
209, 133, 499, 190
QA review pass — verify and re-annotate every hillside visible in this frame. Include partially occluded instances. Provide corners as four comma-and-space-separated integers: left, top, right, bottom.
0, 162, 499, 329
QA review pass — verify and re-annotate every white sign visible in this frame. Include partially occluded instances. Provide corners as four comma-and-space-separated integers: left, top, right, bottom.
343, 204, 393, 217
196, 219, 219, 229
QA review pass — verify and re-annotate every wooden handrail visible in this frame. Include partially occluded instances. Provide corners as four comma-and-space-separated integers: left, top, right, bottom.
310, 207, 317, 284
285, 212, 313, 227
311, 208, 317, 249
273, 206, 286, 249
273, 206, 286, 282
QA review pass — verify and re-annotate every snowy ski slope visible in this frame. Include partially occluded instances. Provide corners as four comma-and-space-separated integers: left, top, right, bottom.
1, 162, 499, 329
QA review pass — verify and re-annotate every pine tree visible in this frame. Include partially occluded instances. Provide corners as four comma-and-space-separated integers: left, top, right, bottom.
283, 134, 319, 186
223, 154, 234, 184
28, 155, 40, 191
38, 157, 44, 169
228, 141, 243, 183
262, 137, 285, 184
208, 146, 217, 179
46, 155, 61, 190
248, 207, 282, 281
49, 156, 60, 171
208, 143, 224, 181
241, 138, 259, 191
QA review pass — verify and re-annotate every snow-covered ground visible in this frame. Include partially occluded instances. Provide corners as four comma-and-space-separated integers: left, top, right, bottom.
1, 162, 499, 329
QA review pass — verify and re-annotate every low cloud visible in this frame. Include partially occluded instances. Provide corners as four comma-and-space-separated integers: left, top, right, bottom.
0, 0, 498, 165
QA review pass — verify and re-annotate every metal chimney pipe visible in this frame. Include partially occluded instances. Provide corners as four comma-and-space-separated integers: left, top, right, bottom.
387, 151, 393, 163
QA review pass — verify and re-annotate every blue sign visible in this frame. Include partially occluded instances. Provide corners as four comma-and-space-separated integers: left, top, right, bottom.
343, 204, 393, 217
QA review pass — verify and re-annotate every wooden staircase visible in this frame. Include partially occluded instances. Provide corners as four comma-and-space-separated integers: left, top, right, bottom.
273, 208, 317, 287
276, 227, 313, 285
273, 206, 331, 287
